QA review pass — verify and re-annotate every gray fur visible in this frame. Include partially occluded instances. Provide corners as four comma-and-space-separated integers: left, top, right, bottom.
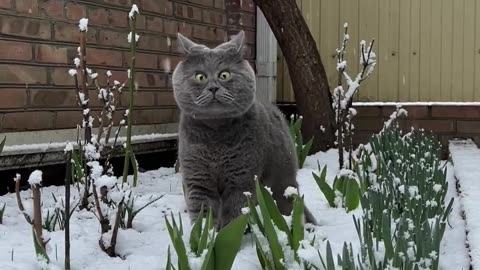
173, 31, 316, 228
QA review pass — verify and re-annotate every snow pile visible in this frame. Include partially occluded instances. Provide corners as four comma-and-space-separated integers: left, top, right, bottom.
27, 170, 43, 186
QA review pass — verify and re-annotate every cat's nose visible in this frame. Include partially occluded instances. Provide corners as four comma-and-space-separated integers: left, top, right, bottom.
208, 87, 219, 94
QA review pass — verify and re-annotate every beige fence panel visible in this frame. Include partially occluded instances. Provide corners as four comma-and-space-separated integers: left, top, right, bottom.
276, 0, 480, 102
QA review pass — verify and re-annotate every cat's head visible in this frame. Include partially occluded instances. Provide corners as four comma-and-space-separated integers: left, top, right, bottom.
172, 31, 256, 119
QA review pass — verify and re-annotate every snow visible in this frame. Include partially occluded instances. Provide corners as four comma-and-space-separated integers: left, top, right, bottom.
74, 58, 80, 67
283, 186, 298, 198
0, 149, 470, 269
27, 170, 43, 186
127, 32, 140, 43
79, 18, 88, 32
129, 4, 139, 19
449, 140, 480, 269
68, 69, 77, 77
353, 101, 480, 106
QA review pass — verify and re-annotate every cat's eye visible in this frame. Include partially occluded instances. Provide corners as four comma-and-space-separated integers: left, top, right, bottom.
218, 71, 232, 81
195, 73, 207, 82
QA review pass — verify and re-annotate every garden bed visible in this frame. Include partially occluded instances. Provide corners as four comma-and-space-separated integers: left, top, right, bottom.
0, 149, 469, 269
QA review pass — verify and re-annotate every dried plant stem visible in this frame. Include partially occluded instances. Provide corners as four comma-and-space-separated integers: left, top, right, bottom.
122, 14, 138, 186
64, 150, 72, 270
92, 181, 110, 233
32, 184, 45, 250
79, 31, 92, 144
15, 178, 32, 224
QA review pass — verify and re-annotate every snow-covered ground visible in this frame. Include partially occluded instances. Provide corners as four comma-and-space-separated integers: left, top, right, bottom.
450, 140, 480, 269
0, 149, 470, 269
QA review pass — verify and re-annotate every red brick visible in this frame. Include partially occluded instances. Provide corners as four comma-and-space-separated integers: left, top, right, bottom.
178, 22, 193, 36
175, 4, 202, 21
193, 25, 224, 41
132, 108, 176, 125
102, 0, 132, 7
94, 68, 128, 86
202, 9, 226, 25
159, 55, 181, 71
140, 0, 173, 15
353, 118, 383, 131
0, 89, 27, 109
35, 44, 68, 64
65, 2, 86, 20
86, 48, 123, 67
457, 121, 480, 134
55, 110, 84, 129
240, 0, 255, 12
109, 9, 128, 28
0, 40, 33, 61
16, 0, 38, 14
136, 72, 167, 88
124, 52, 157, 69
39, 0, 64, 18
146, 16, 163, 32
51, 67, 74, 86
214, 0, 224, 9
0, 16, 51, 40
0, 64, 47, 84
54, 22, 97, 43
136, 14, 146, 29
88, 7, 109, 26
121, 91, 156, 107
188, 0, 214, 6
99, 30, 130, 48
156, 91, 176, 106
2, 111, 55, 131
403, 119, 455, 133
431, 106, 480, 119
353, 106, 381, 117
244, 30, 255, 44
163, 19, 177, 35
30, 89, 77, 108
0, 0, 10, 9
382, 106, 429, 119
138, 35, 169, 51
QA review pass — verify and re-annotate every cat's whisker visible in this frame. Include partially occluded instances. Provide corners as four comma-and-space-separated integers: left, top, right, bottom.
194, 92, 212, 105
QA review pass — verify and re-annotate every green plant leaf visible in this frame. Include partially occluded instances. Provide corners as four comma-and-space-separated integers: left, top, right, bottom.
198, 208, 213, 255
255, 180, 286, 269
32, 227, 49, 263
344, 179, 360, 212
165, 215, 190, 270
312, 171, 335, 207
259, 184, 290, 240
0, 137, 6, 153
214, 214, 248, 269
291, 195, 304, 254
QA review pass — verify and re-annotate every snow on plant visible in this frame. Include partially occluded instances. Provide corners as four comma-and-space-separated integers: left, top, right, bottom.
332, 22, 376, 169
121, 192, 164, 229
288, 115, 314, 168
122, 3, 141, 187
14, 171, 51, 264
245, 177, 328, 270
312, 164, 360, 212
352, 123, 453, 269
165, 206, 248, 270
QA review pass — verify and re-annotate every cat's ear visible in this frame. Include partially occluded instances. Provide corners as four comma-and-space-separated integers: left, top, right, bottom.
177, 33, 200, 55
215, 31, 245, 56
228, 30, 245, 53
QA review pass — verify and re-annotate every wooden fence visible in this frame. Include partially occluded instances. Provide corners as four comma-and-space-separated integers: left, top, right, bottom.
277, 0, 480, 103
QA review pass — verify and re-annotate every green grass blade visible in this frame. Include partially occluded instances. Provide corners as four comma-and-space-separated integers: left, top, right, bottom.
291, 195, 304, 254
344, 179, 360, 212
164, 216, 190, 270
312, 172, 335, 207
214, 214, 248, 269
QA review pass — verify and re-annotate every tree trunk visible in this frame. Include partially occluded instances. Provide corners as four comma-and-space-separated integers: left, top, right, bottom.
253, 0, 336, 152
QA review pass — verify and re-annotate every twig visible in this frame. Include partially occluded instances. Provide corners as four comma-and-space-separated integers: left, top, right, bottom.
32, 184, 45, 250
64, 149, 72, 270
15, 175, 32, 224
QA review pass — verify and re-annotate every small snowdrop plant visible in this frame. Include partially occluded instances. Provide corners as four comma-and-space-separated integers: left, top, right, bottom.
288, 115, 314, 168
245, 178, 326, 270
312, 165, 360, 212
332, 22, 376, 169
352, 121, 453, 269
165, 206, 248, 270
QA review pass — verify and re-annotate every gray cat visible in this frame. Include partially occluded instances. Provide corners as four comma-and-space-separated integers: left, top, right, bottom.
172, 31, 316, 228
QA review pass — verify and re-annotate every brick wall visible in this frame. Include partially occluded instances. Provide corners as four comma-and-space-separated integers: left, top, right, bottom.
0, 0, 256, 133
353, 105, 480, 158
